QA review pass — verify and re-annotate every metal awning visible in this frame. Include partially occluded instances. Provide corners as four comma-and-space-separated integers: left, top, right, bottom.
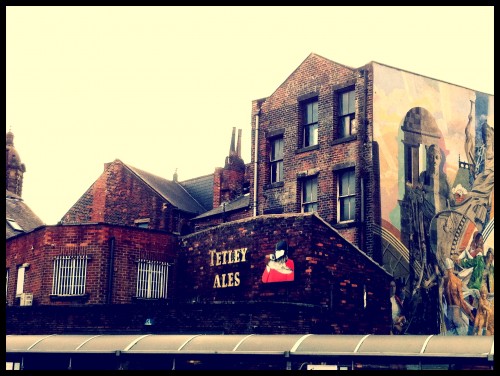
6, 334, 494, 360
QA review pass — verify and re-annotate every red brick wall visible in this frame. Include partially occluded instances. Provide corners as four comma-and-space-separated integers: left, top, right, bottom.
212, 167, 223, 208
61, 160, 195, 233
5, 301, 387, 335
248, 55, 379, 260
6, 214, 392, 335
177, 213, 392, 334
212, 166, 245, 209
6, 224, 177, 306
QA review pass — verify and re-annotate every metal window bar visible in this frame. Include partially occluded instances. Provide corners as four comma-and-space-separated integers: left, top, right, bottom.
136, 260, 169, 299
52, 256, 88, 295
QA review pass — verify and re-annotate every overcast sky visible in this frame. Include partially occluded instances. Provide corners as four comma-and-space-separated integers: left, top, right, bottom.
6, 6, 494, 225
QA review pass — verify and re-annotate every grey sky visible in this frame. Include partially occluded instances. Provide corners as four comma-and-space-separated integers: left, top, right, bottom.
6, 6, 494, 224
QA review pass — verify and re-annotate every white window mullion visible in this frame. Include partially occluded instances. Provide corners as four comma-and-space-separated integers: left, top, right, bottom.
152, 263, 158, 298
147, 262, 152, 298
63, 257, 70, 295
69, 258, 76, 295
136, 260, 141, 297
159, 264, 166, 298
81, 257, 88, 295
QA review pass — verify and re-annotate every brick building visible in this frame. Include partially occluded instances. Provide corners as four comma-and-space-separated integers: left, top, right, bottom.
6, 53, 494, 336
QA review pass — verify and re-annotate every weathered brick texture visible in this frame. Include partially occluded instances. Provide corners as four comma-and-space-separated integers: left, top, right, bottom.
247, 54, 379, 260
6, 213, 391, 335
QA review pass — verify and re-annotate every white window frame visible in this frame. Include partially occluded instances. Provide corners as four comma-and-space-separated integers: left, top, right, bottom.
134, 218, 150, 229
7, 217, 23, 231
136, 259, 170, 299
338, 168, 356, 222
16, 265, 26, 296
270, 137, 284, 183
338, 89, 356, 138
301, 176, 318, 213
51, 255, 88, 296
302, 100, 318, 148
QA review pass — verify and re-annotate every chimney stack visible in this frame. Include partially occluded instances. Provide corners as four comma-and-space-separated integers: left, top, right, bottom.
237, 129, 242, 158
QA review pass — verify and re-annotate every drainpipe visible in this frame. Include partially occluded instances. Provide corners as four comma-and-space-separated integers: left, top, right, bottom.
360, 67, 370, 257
107, 237, 115, 304
361, 68, 368, 224
253, 111, 260, 217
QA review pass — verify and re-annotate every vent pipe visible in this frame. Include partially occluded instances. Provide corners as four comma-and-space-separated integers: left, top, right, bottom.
253, 113, 260, 217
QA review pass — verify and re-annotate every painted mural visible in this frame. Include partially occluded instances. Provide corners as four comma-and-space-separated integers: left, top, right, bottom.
373, 63, 494, 335
262, 240, 295, 283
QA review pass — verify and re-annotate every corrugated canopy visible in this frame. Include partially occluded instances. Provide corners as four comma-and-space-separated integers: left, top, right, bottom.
6, 334, 494, 360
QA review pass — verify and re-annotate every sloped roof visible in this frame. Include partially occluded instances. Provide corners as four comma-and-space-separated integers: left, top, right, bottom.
192, 194, 250, 220
179, 173, 214, 212
6, 190, 44, 239
263, 53, 357, 100
124, 162, 206, 215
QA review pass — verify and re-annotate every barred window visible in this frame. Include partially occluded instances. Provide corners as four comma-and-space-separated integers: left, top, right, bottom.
52, 255, 88, 296
136, 259, 170, 299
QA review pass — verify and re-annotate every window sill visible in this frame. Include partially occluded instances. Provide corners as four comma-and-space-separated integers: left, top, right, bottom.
296, 144, 319, 154
331, 134, 357, 145
332, 220, 358, 229
50, 294, 90, 302
263, 207, 284, 215
263, 181, 284, 190
132, 296, 169, 302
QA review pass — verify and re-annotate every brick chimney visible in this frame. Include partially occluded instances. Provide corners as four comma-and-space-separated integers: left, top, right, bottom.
213, 128, 246, 208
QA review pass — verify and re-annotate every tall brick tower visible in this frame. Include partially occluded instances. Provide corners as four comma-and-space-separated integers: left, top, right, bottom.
6, 131, 26, 197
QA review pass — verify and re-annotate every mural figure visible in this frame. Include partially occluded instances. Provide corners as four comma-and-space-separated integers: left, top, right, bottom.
443, 258, 475, 336
464, 100, 476, 177
418, 144, 452, 290
262, 240, 294, 283
404, 143, 452, 334
402, 103, 494, 336
453, 117, 494, 233
419, 144, 451, 217
483, 247, 494, 294
458, 234, 488, 291
390, 280, 406, 334
473, 285, 492, 335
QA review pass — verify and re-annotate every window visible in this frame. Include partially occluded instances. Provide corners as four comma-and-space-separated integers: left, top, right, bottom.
404, 144, 427, 184
302, 176, 318, 212
7, 218, 23, 232
51, 255, 88, 295
270, 137, 284, 183
338, 169, 355, 222
302, 99, 318, 147
6, 362, 21, 370
134, 218, 150, 229
6, 269, 9, 300
136, 259, 170, 299
16, 265, 27, 296
338, 89, 355, 138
